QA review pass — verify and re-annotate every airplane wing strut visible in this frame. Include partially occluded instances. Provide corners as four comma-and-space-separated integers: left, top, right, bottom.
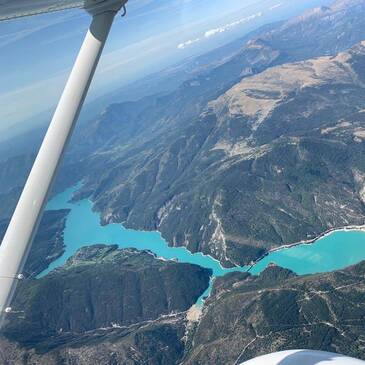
0, 0, 128, 327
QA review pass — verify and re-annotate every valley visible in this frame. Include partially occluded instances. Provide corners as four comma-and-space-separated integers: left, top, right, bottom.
1, 0, 365, 363
59, 0, 365, 267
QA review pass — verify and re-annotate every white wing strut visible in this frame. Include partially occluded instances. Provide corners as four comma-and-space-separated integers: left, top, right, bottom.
0, 0, 127, 327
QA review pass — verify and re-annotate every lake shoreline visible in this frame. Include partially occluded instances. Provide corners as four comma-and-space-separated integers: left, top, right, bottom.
68, 183, 365, 273
44, 186, 365, 309
89, 196, 365, 272
51, 186, 365, 274
247, 225, 365, 272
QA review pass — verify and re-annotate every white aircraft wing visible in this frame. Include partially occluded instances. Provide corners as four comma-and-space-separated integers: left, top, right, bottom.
0, 0, 119, 21
0, 0, 85, 21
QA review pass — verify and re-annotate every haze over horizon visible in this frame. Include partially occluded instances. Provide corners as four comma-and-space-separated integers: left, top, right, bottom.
0, 0, 330, 140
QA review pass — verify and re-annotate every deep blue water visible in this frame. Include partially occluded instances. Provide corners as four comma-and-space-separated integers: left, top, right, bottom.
42, 185, 365, 305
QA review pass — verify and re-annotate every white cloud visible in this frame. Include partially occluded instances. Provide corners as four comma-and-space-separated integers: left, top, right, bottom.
177, 11, 263, 49
177, 37, 201, 49
269, 3, 282, 10
204, 12, 262, 38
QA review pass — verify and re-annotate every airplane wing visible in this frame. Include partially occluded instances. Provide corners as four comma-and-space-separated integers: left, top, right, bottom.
0, 0, 84, 21
0, 0, 120, 21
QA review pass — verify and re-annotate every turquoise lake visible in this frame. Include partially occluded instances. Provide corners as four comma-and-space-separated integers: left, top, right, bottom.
43, 185, 365, 304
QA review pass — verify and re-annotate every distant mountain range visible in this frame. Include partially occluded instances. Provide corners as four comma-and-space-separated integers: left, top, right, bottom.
60, 0, 365, 267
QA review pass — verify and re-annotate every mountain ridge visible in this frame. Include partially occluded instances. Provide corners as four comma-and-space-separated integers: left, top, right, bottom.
69, 39, 365, 267
2, 257, 365, 364
183, 261, 365, 364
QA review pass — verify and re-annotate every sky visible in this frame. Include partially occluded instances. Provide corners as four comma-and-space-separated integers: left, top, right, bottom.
0, 0, 331, 139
